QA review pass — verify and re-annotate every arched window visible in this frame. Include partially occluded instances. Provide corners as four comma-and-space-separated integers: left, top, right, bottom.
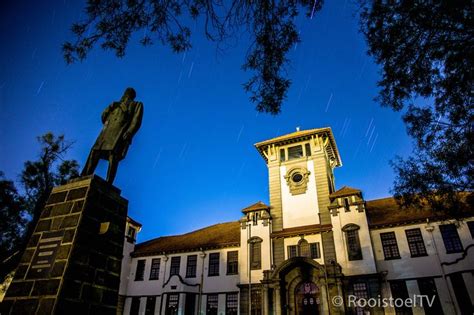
252, 212, 260, 225
342, 224, 363, 261
249, 237, 262, 270
344, 198, 351, 212
298, 239, 310, 258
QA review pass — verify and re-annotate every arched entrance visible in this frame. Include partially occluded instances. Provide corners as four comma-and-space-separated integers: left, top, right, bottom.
269, 257, 329, 315
295, 282, 320, 315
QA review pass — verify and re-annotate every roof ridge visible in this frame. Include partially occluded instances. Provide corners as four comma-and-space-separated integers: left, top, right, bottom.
136, 221, 239, 246
180, 221, 238, 236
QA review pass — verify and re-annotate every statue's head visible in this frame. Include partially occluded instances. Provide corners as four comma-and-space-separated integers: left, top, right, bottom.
121, 87, 136, 102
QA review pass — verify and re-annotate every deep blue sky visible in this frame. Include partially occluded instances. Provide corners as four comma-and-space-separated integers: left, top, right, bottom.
0, 1, 412, 242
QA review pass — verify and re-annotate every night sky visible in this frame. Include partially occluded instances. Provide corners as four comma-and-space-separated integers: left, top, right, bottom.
0, 1, 412, 243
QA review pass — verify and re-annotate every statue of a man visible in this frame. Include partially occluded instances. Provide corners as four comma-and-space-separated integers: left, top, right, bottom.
81, 87, 143, 184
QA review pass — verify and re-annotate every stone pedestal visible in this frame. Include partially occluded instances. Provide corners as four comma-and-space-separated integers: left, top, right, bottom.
1, 175, 128, 314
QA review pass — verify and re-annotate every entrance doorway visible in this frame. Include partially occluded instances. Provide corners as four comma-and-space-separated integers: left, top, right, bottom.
295, 282, 320, 315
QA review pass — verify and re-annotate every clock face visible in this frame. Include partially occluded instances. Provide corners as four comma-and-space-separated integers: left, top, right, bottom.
292, 173, 303, 183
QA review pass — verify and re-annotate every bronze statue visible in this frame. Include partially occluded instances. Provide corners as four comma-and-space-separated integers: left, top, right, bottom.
82, 87, 143, 184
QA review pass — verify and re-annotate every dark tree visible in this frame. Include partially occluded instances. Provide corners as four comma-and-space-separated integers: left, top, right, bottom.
20, 133, 79, 237
0, 133, 79, 280
0, 172, 26, 280
63, 0, 323, 114
359, 2, 473, 214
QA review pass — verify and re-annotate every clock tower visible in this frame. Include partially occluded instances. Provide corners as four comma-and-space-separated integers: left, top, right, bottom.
254, 127, 342, 266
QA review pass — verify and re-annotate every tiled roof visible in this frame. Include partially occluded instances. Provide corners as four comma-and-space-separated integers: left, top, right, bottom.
329, 186, 362, 199
132, 221, 240, 257
127, 216, 142, 228
242, 201, 270, 213
365, 197, 453, 228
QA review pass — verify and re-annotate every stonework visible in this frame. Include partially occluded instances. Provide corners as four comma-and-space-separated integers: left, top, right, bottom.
1, 176, 128, 315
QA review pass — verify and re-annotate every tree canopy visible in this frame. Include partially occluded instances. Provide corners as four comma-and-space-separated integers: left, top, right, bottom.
63, 1, 473, 215
359, 2, 473, 214
63, 0, 322, 114
0, 173, 26, 264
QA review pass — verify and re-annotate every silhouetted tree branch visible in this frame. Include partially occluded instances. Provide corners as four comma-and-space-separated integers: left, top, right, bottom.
63, 0, 323, 114
360, 1, 473, 215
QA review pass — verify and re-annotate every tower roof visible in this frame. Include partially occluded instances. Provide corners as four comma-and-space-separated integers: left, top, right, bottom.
254, 127, 342, 166
242, 201, 270, 213
329, 186, 362, 199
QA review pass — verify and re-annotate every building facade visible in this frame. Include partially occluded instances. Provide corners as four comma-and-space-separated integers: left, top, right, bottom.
119, 128, 474, 315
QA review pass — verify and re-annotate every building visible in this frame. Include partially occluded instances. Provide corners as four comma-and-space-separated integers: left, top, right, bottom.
118, 127, 474, 315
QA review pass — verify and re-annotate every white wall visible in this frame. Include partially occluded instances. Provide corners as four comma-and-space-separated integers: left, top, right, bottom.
372, 218, 474, 315
280, 160, 320, 229
120, 221, 139, 295
372, 219, 474, 280
126, 247, 240, 297
239, 214, 272, 284
330, 199, 377, 276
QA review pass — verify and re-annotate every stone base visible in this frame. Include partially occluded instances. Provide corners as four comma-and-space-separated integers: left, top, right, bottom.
0, 176, 128, 314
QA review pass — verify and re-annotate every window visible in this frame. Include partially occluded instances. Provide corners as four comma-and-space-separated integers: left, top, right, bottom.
207, 294, 218, 315
405, 228, 427, 257
288, 145, 303, 160
353, 282, 369, 315
251, 287, 262, 315
252, 212, 259, 225
468, 221, 474, 238
186, 255, 197, 278
149, 258, 161, 280
127, 226, 137, 242
417, 278, 443, 315
343, 224, 363, 261
439, 224, 463, 253
145, 296, 156, 315
130, 297, 140, 315
310, 243, 321, 259
249, 237, 262, 270
166, 294, 179, 315
450, 273, 472, 315
288, 243, 320, 259
288, 245, 297, 259
227, 251, 238, 275
135, 259, 145, 281
390, 281, 412, 315
344, 198, 350, 212
208, 253, 220, 276
353, 282, 368, 299
298, 239, 310, 258
380, 232, 401, 260
280, 149, 286, 162
305, 143, 311, 156
185, 294, 196, 315
226, 293, 238, 315
169, 256, 181, 276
